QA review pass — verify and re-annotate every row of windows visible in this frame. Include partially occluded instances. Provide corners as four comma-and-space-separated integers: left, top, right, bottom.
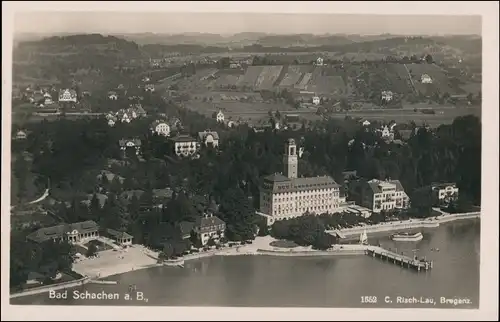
271, 193, 339, 203
264, 189, 339, 199
272, 204, 339, 216
272, 199, 337, 208
374, 192, 404, 199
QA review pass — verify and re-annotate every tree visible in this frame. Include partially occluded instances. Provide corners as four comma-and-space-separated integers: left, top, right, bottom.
86, 243, 98, 257
219, 187, 256, 241
411, 186, 434, 217
275, 110, 281, 119
162, 243, 174, 259
207, 238, 216, 247
424, 54, 434, 64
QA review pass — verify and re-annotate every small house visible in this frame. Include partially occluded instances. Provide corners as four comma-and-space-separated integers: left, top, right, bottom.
108, 91, 118, 100
216, 110, 225, 123
58, 89, 78, 103
198, 130, 220, 148
151, 120, 171, 137
106, 229, 133, 246
421, 74, 433, 84
381, 91, 393, 102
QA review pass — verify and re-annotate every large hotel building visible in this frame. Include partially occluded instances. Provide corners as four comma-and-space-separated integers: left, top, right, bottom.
257, 139, 345, 226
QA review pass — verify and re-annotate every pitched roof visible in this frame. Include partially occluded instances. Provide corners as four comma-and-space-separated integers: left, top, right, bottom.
198, 131, 219, 141
431, 182, 458, 189
27, 221, 99, 243
153, 188, 174, 199
119, 138, 142, 147
172, 134, 197, 143
264, 173, 291, 183
106, 228, 133, 240
367, 179, 406, 194
196, 215, 226, 232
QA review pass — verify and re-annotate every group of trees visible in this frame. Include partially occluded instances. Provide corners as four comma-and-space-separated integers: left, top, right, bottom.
10, 231, 74, 290
270, 215, 338, 250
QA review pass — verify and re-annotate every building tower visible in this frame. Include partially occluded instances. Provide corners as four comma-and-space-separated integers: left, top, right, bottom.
283, 138, 298, 179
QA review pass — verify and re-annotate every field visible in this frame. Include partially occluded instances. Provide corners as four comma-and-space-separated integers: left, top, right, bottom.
405, 63, 460, 95
236, 66, 265, 88
185, 100, 321, 126
459, 82, 482, 96
254, 65, 283, 90
332, 106, 481, 127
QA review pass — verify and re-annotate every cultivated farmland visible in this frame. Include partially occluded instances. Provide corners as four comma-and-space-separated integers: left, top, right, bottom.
404, 63, 459, 95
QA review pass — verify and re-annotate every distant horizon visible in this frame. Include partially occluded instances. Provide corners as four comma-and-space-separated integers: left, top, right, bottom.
13, 12, 482, 36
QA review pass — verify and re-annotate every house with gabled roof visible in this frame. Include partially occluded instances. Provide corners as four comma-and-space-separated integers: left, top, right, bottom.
58, 89, 78, 103
106, 228, 133, 246
151, 120, 171, 137
193, 214, 226, 246
198, 130, 219, 148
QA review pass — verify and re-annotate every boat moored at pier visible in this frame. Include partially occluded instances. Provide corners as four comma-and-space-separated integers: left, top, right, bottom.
391, 232, 423, 242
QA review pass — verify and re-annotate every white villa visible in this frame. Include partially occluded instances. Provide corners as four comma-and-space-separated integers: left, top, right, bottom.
316, 57, 324, 66
360, 179, 410, 213
216, 110, 225, 123
194, 214, 226, 246
312, 96, 321, 105
381, 90, 393, 102
198, 130, 219, 148
172, 135, 200, 157
119, 138, 142, 156
58, 89, 78, 103
151, 120, 171, 137
108, 91, 118, 100
421, 74, 433, 84
431, 182, 459, 205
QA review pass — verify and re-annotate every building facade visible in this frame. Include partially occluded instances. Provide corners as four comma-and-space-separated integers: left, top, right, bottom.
27, 221, 99, 244
216, 110, 225, 123
58, 89, 78, 103
198, 130, 219, 148
172, 135, 200, 157
194, 214, 226, 246
151, 120, 171, 137
257, 139, 344, 226
431, 182, 459, 205
106, 229, 133, 246
361, 179, 410, 213
421, 74, 433, 84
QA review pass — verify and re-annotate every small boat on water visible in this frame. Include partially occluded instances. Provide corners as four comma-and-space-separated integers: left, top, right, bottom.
391, 232, 423, 242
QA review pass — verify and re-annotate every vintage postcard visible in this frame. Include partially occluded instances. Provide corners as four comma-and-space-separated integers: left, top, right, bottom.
2, 1, 498, 321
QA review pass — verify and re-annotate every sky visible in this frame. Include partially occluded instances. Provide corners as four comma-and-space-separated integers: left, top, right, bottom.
13, 12, 482, 36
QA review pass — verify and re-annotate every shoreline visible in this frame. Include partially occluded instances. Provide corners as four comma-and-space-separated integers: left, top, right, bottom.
10, 212, 479, 299
330, 210, 480, 238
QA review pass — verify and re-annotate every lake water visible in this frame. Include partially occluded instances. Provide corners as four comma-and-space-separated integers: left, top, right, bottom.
11, 219, 480, 308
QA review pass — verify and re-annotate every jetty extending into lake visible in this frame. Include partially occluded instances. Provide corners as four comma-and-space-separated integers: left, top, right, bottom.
366, 247, 433, 271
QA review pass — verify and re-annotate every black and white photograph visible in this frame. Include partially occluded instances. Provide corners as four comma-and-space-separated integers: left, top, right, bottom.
2, 2, 498, 321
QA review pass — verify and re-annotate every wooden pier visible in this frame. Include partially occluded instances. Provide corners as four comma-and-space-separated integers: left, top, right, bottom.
365, 247, 433, 271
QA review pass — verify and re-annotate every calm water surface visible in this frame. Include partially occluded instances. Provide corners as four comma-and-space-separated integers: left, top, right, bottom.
12, 220, 480, 308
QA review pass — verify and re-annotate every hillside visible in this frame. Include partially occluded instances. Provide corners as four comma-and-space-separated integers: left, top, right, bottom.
13, 34, 144, 89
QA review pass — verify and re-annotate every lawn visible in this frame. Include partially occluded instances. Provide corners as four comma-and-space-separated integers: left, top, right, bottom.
270, 240, 299, 248
83, 240, 114, 252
